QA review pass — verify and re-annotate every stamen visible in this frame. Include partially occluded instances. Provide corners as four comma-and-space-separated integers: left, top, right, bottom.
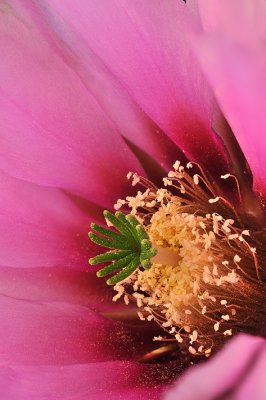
209, 197, 220, 204
89, 160, 265, 356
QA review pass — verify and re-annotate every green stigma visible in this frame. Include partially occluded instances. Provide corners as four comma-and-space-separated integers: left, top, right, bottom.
88, 211, 157, 285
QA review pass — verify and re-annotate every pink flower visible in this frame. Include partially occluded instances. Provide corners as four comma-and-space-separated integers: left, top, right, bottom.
0, 1, 265, 399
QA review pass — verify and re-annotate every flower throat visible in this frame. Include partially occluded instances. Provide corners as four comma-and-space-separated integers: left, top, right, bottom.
89, 161, 265, 357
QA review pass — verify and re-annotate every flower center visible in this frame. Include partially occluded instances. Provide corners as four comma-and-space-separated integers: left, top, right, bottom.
137, 202, 218, 321
89, 161, 265, 356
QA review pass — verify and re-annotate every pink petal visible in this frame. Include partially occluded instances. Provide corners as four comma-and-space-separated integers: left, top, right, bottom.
0, 1, 144, 207
194, 34, 266, 197
0, 361, 170, 400
164, 334, 265, 400
236, 344, 266, 400
42, 0, 231, 176
0, 293, 162, 365
199, 0, 266, 44
0, 170, 92, 268
28, 0, 180, 173
0, 266, 118, 312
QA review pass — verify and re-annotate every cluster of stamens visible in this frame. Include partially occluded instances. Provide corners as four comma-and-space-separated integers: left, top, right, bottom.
89, 160, 265, 357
